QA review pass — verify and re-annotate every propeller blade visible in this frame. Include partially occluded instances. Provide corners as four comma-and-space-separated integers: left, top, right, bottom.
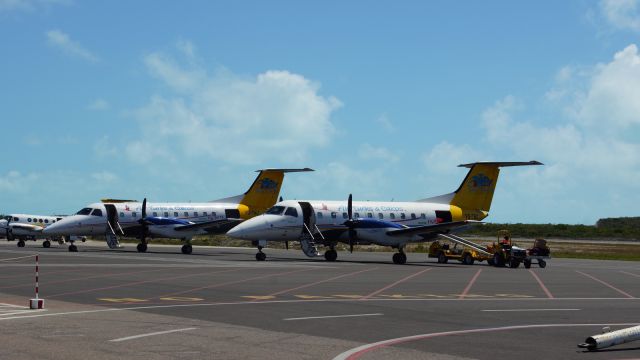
347, 194, 353, 221
285, 240, 289, 250
141, 198, 147, 219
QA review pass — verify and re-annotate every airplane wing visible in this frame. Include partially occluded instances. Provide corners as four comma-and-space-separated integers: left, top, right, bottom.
11, 223, 44, 232
174, 218, 243, 232
386, 220, 481, 237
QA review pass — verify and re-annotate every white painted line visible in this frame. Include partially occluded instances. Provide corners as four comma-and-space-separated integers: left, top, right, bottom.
482, 309, 580, 312
284, 313, 383, 321
109, 327, 197, 342
0, 309, 46, 316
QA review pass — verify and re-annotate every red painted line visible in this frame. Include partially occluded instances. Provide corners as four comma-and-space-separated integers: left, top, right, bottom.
0, 267, 168, 290
529, 270, 554, 299
361, 268, 431, 300
576, 271, 634, 298
48, 268, 240, 298
459, 269, 482, 299
266, 267, 379, 297
156, 267, 316, 299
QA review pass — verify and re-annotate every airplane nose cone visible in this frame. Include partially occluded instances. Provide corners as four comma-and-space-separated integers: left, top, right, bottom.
43, 220, 67, 235
227, 222, 251, 239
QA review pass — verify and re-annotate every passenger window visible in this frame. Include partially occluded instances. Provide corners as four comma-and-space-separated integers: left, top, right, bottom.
194, 212, 198, 217
212, 212, 216, 218
342, 212, 348, 219
39, 219, 43, 222
331, 212, 337, 219
354, 212, 360, 218
285, 207, 298, 217
153, 212, 158, 217
367, 213, 373, 218
316, 212, 323, 219
390, 213, 396, 220
13, 217, 19, 221
119, 212, 124, 218
132, 212, 137, 217
174, 212, 179, 217
28, 218, 32, 222
164, 212, 169, 217
184, 212, 188, 217
411, 213, 416, 219
203, 212, 208, 216
378, 213, 384, 219
421, 213, 426, 219
44, 219, 49, 224
91, 209, 102, 217
400, 213, 406, 219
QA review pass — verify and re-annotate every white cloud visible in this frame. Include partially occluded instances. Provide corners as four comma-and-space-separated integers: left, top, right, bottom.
0, 171, 39, 193
87, 98, 109, 111
91, 171, 118, 183
46, 29, 99, 62
358, 143, 399, 163
375, 114, 395, 133
129, 41, 341, 165
600, 0, 640, 31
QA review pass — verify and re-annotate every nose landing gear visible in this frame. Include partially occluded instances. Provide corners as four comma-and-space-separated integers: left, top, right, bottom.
255, 246, 267, 261
392, 248, 407, 265
324, 248, 338, 262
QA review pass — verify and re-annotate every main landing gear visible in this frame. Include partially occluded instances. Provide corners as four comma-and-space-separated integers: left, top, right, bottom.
42, 240, 51, 248
137, 242, 148, 253
392, 248, 407, 265
17, 240, 25, 248
324, 248, 338, 262
68, 242, 78, 252
181, 244, 193, 255
255, 245, 266, 261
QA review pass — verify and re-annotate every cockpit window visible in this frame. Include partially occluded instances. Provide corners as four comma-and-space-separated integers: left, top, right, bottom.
76, 208, 92, 215
266, 206, 286, 215
284, 207, 298, 217
91, 209, 103, 217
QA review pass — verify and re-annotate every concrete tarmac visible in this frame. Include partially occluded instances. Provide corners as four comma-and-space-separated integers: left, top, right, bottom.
0, 240, 638, 359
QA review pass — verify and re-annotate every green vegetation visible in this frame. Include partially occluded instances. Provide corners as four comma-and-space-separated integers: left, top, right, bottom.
460, 217, 640, 240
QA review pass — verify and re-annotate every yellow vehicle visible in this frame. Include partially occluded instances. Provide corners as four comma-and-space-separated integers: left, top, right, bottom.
488, 230, 549, 268
428, 240, 492, 265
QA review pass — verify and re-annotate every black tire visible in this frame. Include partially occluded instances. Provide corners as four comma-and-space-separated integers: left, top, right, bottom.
17, 240, 25, 248
509, 259, 520, 268
43, 240, 51, 248
487, 258, 495, 266
538, 259, 547, 268
324, 250, 337, 262
463, 253, 474, 265
255, 252, 266, 261
524, 259, 532, 269
493, 253, 505, 267
68, 244, 78, 252
392, 252, 407, 265
437, 252, 447, 264
137, 243, 148, 253
181, 244, 192, 255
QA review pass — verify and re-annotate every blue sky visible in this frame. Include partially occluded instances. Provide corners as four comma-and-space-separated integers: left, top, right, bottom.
1, 0, 639, 224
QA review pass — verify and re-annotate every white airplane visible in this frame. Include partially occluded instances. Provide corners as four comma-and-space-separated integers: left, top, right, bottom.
43, 168, 312, 253
227, 161, 542, 263
0, 214, 84, 248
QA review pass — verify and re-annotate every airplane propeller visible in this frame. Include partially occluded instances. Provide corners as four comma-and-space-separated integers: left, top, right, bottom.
138, 198, 149, 243
342, 194, 358, 253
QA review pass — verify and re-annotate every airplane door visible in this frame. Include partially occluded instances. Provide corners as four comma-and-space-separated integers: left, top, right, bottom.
104, 204, 119, 232
298, 202, 316, 232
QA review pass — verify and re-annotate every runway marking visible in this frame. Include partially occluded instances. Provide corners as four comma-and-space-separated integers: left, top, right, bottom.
576, 270, 635, 298
481, 308, 580, 312
284, 313, 383, 321
0, 254, 37, 262
361, 268, 432, 300
1, 297, 639, 321
528, 269, 554, 298
99, 298, 148, 303
0, 302, 43, 317
331, 323, 640, 360
459, 269, 482, 299
621, 271, 640, 278
264, 267, 378, 298
109, 327, 197, 342
155, 267, 316, 299
48, 268, 238, 298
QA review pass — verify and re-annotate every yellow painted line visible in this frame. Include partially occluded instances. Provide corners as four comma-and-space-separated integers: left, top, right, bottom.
159, 297, 203, 302
98, 298, 148, 303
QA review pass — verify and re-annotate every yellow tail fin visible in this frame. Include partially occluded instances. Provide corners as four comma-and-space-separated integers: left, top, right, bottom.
238, 168, 313, 219
450, 161, 542, 218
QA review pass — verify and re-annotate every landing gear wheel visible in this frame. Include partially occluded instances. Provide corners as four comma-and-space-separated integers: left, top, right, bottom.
524, 259, 532, 269
463, 253, 475, 265
43, 240, 51, 248
181, 244, 192, 255
392, 252, 407, 265
437, 252, 448, 264
538, 259, 547, 268
324, 249, 338, 262
68, 244, 78, 252
137, 243, 148, 253
17, 240, 25, 248
509, 259, 520, 268
255, 252, 266, 261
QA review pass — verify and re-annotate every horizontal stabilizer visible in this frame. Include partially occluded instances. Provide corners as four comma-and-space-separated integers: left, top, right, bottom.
101, 199, 138, 203
457, 161, 543, 168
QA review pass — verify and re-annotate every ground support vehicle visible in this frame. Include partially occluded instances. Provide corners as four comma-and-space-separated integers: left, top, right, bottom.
523, 238, 551, 268
428, 240, 492, 265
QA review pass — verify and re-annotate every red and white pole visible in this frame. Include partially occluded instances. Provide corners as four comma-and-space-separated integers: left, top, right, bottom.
29, 254, 44, 309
